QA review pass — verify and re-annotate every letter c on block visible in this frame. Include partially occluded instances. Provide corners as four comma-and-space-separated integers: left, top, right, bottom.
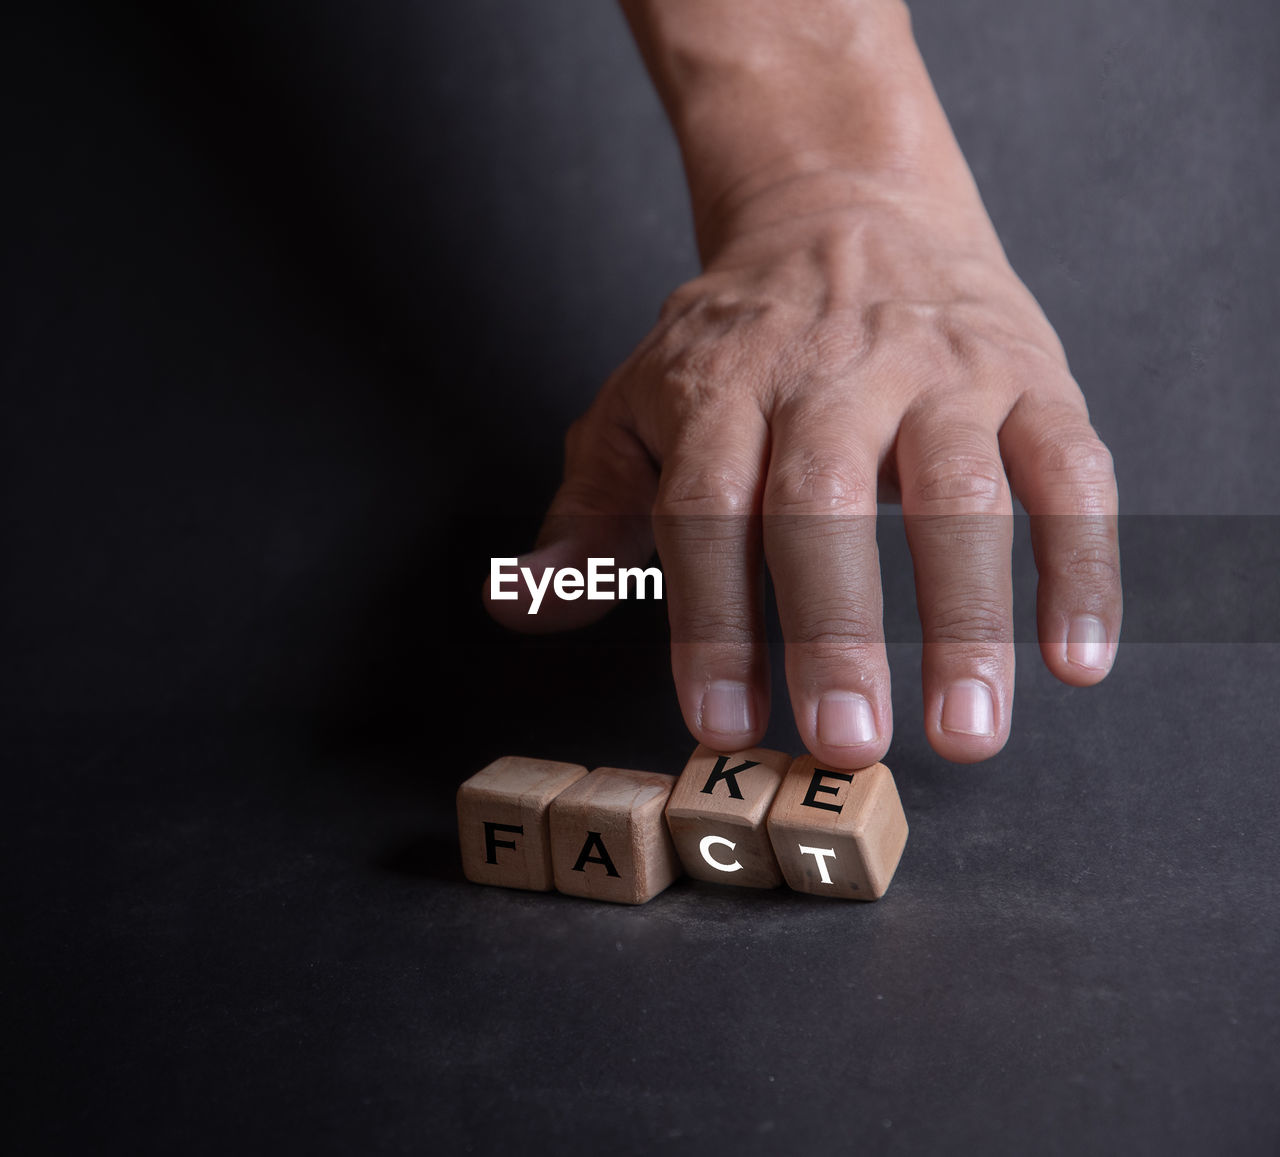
699, 834, 743, 873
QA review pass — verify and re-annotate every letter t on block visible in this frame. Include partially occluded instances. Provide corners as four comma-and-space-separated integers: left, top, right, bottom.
457, 757, 590, 891
766, 756, 909, 900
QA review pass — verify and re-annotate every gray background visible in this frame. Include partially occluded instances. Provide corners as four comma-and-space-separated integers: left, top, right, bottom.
4, 0, 1278, 1153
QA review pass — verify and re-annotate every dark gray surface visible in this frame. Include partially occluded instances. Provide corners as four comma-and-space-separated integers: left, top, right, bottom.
4, 1, 1278, 1153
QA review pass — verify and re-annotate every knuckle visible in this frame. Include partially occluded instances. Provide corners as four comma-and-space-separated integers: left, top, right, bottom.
657, 351, 731, 418
789, 599, 882, 652
793, 316, 863, 369
767, 452, 873, 514
654, 466, 757, 519
673, 608, 758, 647
926, 599, 1011, 645
798, 625, 883, 656
911, 448, 1007, 511
1058, 541, 1122, 588
1038, 429, 1116, 487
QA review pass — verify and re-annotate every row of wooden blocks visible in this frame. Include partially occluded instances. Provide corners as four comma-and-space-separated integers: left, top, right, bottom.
457, 745, 909, 905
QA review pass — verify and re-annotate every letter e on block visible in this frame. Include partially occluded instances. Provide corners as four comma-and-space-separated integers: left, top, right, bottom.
457, 757, 590, 891
549, 768, 682, 904
766, 756, 908, 900
664, 744, 790, 888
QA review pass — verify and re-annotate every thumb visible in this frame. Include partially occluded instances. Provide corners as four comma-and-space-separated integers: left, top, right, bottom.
483, 412, 659, 634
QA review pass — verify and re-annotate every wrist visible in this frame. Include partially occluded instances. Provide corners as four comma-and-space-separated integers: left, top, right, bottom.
622, 0, 982, 259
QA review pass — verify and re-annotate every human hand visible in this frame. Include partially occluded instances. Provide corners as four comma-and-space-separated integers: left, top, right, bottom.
484, 0, 1120, 766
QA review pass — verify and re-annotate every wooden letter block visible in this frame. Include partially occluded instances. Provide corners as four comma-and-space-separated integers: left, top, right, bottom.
457, 756, 590, 891
664, 744, 790, 888
549, 767, 682, 905
766, 756, 908, 900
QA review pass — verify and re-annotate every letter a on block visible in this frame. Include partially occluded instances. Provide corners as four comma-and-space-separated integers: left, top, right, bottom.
664, 745, 790, 888
457, 757, 590, 891
571, 831, 621, 877
766, 756, 909, 900
549, 767, 682, 904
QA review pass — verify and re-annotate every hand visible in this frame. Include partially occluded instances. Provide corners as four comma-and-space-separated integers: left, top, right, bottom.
484, 0, 1120, 766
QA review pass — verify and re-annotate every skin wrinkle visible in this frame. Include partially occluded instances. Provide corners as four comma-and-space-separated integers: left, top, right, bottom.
1058, 546, 1123, 586
924, 608, 1015, 646
910, 455, 1009, 508
672, 613, 760, 647
764, 516, 880, 544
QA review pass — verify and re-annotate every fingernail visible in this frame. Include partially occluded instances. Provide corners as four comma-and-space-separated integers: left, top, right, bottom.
817, 691, 877, 747
1066, 614, 1110, 670
701, 680, 753, 736
941, 679, 995, 737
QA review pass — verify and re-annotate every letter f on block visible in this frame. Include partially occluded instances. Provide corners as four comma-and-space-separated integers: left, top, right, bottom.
798, 845, 838, 885
484, 822, 524, 864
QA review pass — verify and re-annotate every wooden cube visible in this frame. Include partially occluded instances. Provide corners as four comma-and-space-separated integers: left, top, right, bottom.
664, 744, 790, 888
766, 756, 908, 900
549, 767, 682, 905
457, 756, 590, 891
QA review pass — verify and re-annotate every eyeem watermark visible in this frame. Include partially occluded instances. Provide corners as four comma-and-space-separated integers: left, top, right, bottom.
489, 557, 664, 615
